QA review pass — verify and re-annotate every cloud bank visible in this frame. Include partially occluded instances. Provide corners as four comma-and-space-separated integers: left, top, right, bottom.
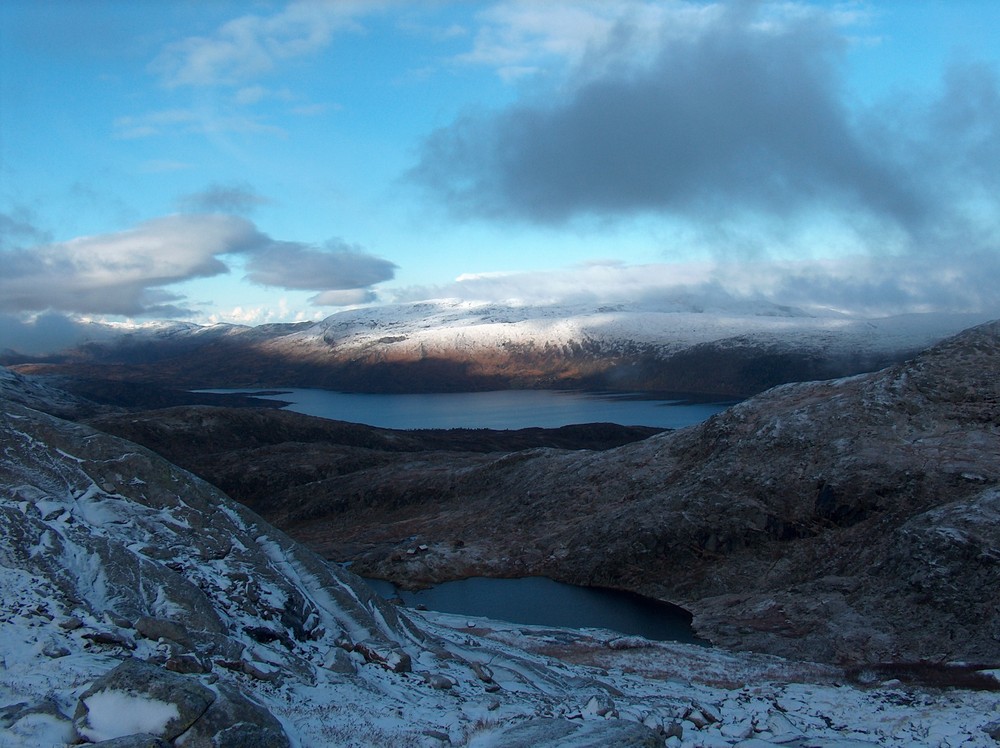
410, 2, 1000, 263
0, 215, 262, 317
392, 251, 1000, 319
0, 214, 396, 319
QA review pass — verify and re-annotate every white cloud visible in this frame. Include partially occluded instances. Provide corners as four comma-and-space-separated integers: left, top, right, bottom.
114, 108, 285, 139
310, 288, 379, 306
453, 0, 722, 82
150, 0, 387, 88
0, 209, 399, 319
391, 255, 1000, 317
0, 215, 275, 316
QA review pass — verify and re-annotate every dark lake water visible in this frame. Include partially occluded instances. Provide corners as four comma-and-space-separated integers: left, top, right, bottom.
198, 387, 733, 430
363, 576, 707, 644
197, 387, 724, 642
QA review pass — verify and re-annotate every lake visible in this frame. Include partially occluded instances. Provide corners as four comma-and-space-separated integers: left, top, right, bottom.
198, 387, 733, 430
363, 576, 707, 644
197, 386, 725, 642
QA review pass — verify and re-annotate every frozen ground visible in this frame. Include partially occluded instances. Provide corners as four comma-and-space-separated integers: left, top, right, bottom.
2, 596, 998, 747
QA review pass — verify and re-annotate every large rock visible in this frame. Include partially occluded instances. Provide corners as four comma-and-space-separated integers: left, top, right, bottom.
73, 660, 215, 742
172, 683, 290, 748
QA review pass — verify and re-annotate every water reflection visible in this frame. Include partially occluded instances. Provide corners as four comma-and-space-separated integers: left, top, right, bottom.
364, 576, 708, 644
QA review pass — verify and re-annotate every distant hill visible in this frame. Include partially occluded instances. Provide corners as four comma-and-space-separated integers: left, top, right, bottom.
6, 300, 995, 399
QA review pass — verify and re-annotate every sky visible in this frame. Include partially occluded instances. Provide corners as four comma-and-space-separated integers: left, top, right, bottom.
2, 0, 1000, 351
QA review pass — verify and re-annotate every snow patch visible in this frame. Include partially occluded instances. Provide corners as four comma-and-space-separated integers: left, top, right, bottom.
78, 690, 180, 741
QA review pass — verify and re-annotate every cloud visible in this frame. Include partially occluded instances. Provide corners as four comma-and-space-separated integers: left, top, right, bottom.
0, 312, 120, 356
114, 108, 285, 139
178, 183, 273, 215
411, 5, 915, 223
0, 214, 275, 317
310, 288, 379, 306
0, 209, 397, 318
150, 0, 384, 88
452, 0, 686, 81
391, 254, 1000, 318
244, 239, 397, 305
409, 2, 1000, 264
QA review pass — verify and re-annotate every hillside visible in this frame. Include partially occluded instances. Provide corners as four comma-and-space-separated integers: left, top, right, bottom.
325, 320, 1000, 664
8, 301, 993, 399
5, 371, 999, 745
78, 321, 1000, 667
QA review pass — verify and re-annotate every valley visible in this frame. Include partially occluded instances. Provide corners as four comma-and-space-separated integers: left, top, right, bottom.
76, 320, 1000, 667
1, 312, 997, 746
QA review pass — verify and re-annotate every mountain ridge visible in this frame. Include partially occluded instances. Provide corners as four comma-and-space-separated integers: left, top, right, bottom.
7, 302, 995, 398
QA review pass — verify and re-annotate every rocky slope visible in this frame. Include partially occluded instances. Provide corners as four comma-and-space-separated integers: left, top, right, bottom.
84, 407, 662, 526
83, 321, 1000, 667
336, 320, 999, 664
8, 301, 993, 398
7, 371, 1000, 746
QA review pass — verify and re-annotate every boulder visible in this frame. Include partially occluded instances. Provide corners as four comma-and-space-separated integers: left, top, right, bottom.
73, 659, 215, 743
172, 683, 290, 748
89, 735, 171, 748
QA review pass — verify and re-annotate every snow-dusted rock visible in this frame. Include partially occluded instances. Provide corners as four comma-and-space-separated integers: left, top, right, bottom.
170, 682, 288, 748
283, 320, 1000, 663
73, 660, 214, 743
468, 716, 663, 747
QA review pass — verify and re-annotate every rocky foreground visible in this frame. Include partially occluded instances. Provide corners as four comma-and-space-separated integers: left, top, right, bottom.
88, 322, 1000, 667
2, 361, 1000, 745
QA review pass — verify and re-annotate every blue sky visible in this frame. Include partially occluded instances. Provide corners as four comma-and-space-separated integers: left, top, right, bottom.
2, 1, 999, 348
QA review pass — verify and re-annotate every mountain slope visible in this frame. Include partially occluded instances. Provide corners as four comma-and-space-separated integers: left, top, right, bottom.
2, 364, 999, 745
9, 301, 994, 398
213, 320, 999, 665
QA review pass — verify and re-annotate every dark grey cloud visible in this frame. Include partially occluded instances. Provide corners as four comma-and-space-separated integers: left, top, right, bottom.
177, 182, 273, 215
408, 4, 999, 258
244, 239, 397, 303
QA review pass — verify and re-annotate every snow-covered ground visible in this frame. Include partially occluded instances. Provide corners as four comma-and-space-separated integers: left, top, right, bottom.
3, 596, 998, 747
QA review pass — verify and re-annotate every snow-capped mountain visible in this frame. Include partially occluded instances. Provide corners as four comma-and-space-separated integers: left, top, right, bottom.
8, 299, 997, 397
2, 364, 999, 746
